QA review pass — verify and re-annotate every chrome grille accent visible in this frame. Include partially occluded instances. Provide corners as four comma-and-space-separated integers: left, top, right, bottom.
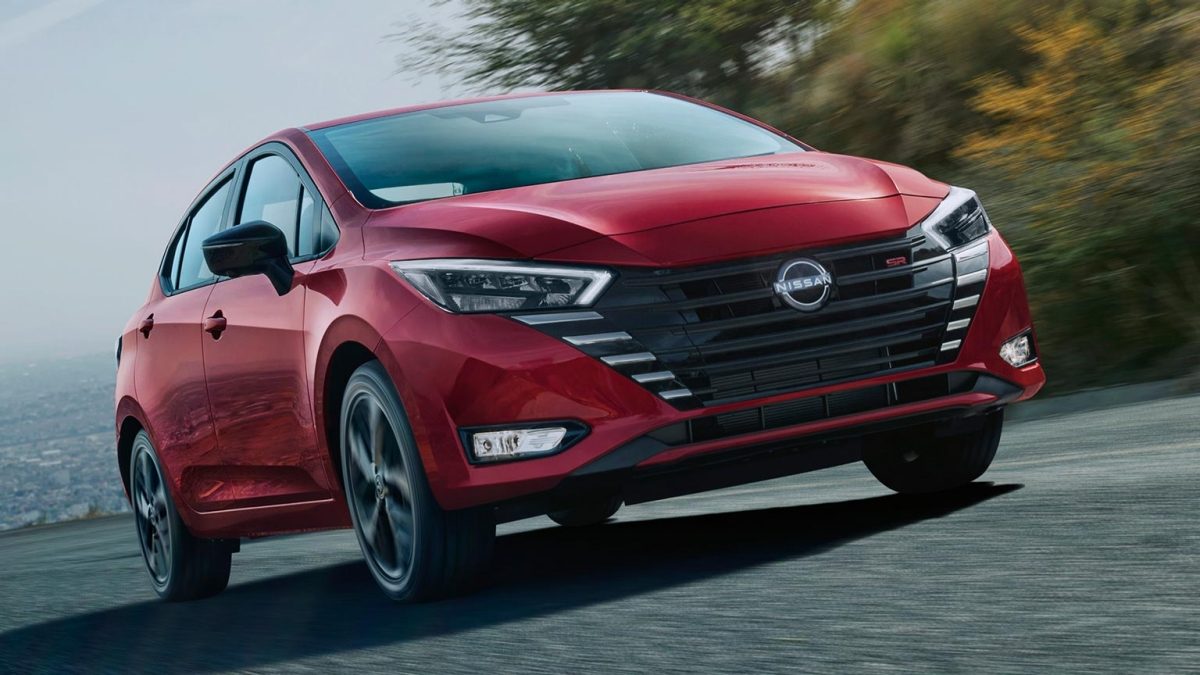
563, 332, 632, 346
952, 295, 980, 310
956, 269, 987, 286
937, 238, 990, 364
512, 311, 604, 325
633, 371, 676, 384
601, 352, 656, 366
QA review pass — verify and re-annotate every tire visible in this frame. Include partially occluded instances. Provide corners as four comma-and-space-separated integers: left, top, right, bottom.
862, 411, 1004, 495
548, 496, 622, 527
129, 431, 232, 601
340, 360, 495, 602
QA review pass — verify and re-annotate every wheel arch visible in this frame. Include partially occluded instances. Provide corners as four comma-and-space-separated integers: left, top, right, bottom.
115, 413, 145, 501
311, 308, 429, 502
318, 340, 378, 486
115, 395, 155, 502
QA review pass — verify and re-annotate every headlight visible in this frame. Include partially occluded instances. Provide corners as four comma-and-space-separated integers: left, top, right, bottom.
921, 186, 992, 250
389, 259, 614, 313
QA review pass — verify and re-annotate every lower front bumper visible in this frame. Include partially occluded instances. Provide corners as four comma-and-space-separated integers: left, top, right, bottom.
489, 372, 1019, 522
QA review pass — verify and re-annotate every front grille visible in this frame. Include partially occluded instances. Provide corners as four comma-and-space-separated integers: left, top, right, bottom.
514, 225, 988, 409
647, 372, 979, 445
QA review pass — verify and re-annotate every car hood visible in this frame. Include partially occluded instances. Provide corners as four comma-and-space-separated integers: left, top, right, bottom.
363, 152, 950, 266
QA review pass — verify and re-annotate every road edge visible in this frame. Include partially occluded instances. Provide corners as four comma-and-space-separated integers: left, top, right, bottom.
1007, 378, 1194, 423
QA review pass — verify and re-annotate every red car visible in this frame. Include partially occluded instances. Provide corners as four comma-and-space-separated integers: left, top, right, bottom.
115, 90, 1044, 602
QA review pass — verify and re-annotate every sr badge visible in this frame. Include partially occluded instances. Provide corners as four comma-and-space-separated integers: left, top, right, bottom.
774, 258, 833, 311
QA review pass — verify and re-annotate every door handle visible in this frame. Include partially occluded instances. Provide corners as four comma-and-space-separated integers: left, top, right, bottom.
203, 311, 227, 339
139, 314, 154, 338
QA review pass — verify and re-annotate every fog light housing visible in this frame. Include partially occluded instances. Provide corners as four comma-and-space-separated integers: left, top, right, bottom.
999, 331, 1037, 367
462, 422, 587, 464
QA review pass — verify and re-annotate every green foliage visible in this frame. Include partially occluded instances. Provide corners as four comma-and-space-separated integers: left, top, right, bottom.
397, 0, 831, 108
957, 5, 1200, 385
769, 0, 1066, 171
396, 0, 1200, 388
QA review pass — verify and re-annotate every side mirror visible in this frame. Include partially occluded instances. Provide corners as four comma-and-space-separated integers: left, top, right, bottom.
202, 221, 294, 295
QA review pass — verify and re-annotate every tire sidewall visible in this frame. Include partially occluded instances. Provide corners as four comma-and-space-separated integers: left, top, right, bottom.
339, 361, 435, 600
863, 412, 1003, 494
549, 495, 623, 527
130, 430, 188, 598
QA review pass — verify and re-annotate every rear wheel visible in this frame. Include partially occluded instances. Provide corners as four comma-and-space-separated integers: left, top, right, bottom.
862, 411, 1004, 495
130, 431, 233, 601
549, 496, 622, 527
341, 361, 495, 602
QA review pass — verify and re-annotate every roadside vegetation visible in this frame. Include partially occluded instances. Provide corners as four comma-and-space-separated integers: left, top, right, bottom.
400, 0, 1200, 391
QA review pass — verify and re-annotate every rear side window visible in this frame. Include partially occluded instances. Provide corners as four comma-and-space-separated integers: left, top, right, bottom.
237, 155, 313, 257
176, 179, 233, 290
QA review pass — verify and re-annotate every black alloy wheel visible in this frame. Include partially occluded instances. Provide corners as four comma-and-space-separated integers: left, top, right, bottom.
130, 431, 232, 601
340, 361, 495, 602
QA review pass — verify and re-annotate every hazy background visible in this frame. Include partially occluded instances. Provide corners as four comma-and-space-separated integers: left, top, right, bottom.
0, 0, 1195, 528
2, 0, 1195, 387
0, 0, 456, 362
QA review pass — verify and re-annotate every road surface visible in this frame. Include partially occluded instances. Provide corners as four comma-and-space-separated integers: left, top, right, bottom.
1, 395, 1198, 673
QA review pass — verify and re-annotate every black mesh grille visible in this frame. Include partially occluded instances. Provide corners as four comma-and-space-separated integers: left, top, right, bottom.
511, 225, 987, 409
590, 228, 955, 406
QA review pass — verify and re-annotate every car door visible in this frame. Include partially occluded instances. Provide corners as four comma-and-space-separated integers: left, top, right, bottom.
134, 173, 234, 510
197, 146, 331, 509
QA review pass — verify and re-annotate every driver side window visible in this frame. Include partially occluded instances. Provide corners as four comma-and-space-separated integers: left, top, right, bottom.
236, 154, 315, 258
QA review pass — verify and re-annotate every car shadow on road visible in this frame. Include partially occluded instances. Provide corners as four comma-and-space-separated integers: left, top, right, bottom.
0, 482, 1020, 673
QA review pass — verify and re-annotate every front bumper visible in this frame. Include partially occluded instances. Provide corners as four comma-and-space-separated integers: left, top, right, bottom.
376, 229, 1044, 511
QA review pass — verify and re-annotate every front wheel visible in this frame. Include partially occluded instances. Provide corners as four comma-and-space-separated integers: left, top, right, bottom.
862, 411, 1003, 495
341, 361, 495, 602
130, 431, 233, 601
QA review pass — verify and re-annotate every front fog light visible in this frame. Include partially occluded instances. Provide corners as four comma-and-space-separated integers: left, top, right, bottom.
470, 426, 569, 463
1000, 332, 1036, 367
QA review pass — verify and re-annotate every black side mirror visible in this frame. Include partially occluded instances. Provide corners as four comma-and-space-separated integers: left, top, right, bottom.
202, 221, 294, 295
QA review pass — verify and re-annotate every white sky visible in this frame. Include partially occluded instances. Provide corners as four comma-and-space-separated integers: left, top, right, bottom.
0, 0, 461, 362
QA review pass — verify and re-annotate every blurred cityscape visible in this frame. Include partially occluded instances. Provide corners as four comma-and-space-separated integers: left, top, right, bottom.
0, 355, 127, 530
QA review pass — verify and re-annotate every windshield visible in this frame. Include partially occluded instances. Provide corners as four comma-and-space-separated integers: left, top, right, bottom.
308, 92, 804, 208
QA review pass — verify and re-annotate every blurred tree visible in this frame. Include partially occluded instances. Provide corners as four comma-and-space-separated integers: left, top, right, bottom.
396, 0, 832, 108
758, 0, 1042, 171
957, 4, 1200, 383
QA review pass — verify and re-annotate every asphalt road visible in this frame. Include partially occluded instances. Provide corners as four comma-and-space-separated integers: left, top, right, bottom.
1, 396, 1198, 674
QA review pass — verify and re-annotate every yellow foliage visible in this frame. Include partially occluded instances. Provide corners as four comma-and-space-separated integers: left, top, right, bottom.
960, 12, 1116, 165
957, 4, 1200, 381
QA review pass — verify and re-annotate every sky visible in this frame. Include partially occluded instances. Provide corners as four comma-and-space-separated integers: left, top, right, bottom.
0, 0, 461, 362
